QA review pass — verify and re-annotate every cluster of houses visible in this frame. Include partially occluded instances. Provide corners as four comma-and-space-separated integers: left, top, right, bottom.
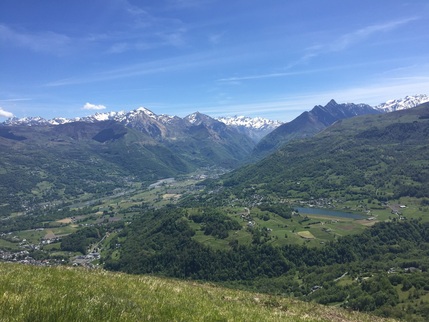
0, 249, 63, 266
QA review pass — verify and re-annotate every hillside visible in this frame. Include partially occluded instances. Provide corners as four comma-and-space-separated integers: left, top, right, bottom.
225, 102, 429, 201
104, 204, 429, 321
0, 263, 393, 322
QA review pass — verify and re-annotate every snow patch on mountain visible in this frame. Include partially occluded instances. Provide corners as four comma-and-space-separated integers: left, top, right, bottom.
50, 117, 75, 125
158, 114, 177, 124
215, 115, 283, 130
214, 116, 283, 143
376, 94, 429, 112
185, 113, 198, 124
3, 116, 51, 126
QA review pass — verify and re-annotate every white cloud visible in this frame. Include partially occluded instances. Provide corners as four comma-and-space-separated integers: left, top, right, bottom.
82, 102, 107, 110
0, 107, 14, 118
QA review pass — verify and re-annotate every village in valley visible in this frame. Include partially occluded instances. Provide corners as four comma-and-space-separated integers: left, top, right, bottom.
0, 169, 222, 267
0, 163, 424, 270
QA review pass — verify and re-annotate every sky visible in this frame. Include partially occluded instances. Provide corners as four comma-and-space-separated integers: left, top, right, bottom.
0, 0, 428, 122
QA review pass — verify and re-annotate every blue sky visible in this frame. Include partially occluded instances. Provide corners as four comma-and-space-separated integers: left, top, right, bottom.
0, 0, 428, 122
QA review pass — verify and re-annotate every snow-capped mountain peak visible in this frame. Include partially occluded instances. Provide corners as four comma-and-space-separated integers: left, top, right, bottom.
135, 107, 157, 119
215, 115, 283, 130
184, 112, 212, 125
376, 94, 429, 112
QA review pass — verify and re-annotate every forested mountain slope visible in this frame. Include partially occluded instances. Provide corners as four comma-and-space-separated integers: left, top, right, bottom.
224, 102, 429, 201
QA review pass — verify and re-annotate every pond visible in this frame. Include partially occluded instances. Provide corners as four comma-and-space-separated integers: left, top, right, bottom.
295, 207, 366, 220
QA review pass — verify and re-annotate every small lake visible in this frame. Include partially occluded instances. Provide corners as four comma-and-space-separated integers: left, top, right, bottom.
295, 207, 365, 220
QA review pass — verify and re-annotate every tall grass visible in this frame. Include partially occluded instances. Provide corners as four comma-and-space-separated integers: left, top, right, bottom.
0, 263, 394, 321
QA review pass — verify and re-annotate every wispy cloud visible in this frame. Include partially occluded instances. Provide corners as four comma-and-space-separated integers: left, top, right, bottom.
82, 103, 107, 110
103, 0, 189, 53
45, 63, 177, 87
217, 60, 390, 83
204, 73, 429, 121
218, 70, 314, 83
0, 98, 32, 102
165, 0, 213, 10
0, 107, 14, 118
0, 24, 71, 55
299, 17, 419, 65
0, 0, 189, 57
45, 51, 224, 87
329, 17, 419, 52
208, 32, 224, 45
218, 17, 420, 84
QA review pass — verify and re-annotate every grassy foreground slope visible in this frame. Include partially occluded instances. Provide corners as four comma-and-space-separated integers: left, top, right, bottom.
0, 264, 393, 322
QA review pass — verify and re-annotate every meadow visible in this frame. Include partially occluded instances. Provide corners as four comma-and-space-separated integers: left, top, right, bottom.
0, 263, 394, 322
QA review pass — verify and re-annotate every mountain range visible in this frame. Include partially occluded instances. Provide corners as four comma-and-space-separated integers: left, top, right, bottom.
4, 94, 428, 149
1, 94, 428, 214
3, 108, 282, 142
252, 94, 429, 158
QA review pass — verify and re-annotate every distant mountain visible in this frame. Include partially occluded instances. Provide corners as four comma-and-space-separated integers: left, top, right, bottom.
3, 108, 256, 164
169, 112, 256, 168
376, 94, 429, 112
253, 99, 381, 158
215, 115, 282, 143
4, 109, 282, 143
4, 108, 182, 131
4, 94, 428, 165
